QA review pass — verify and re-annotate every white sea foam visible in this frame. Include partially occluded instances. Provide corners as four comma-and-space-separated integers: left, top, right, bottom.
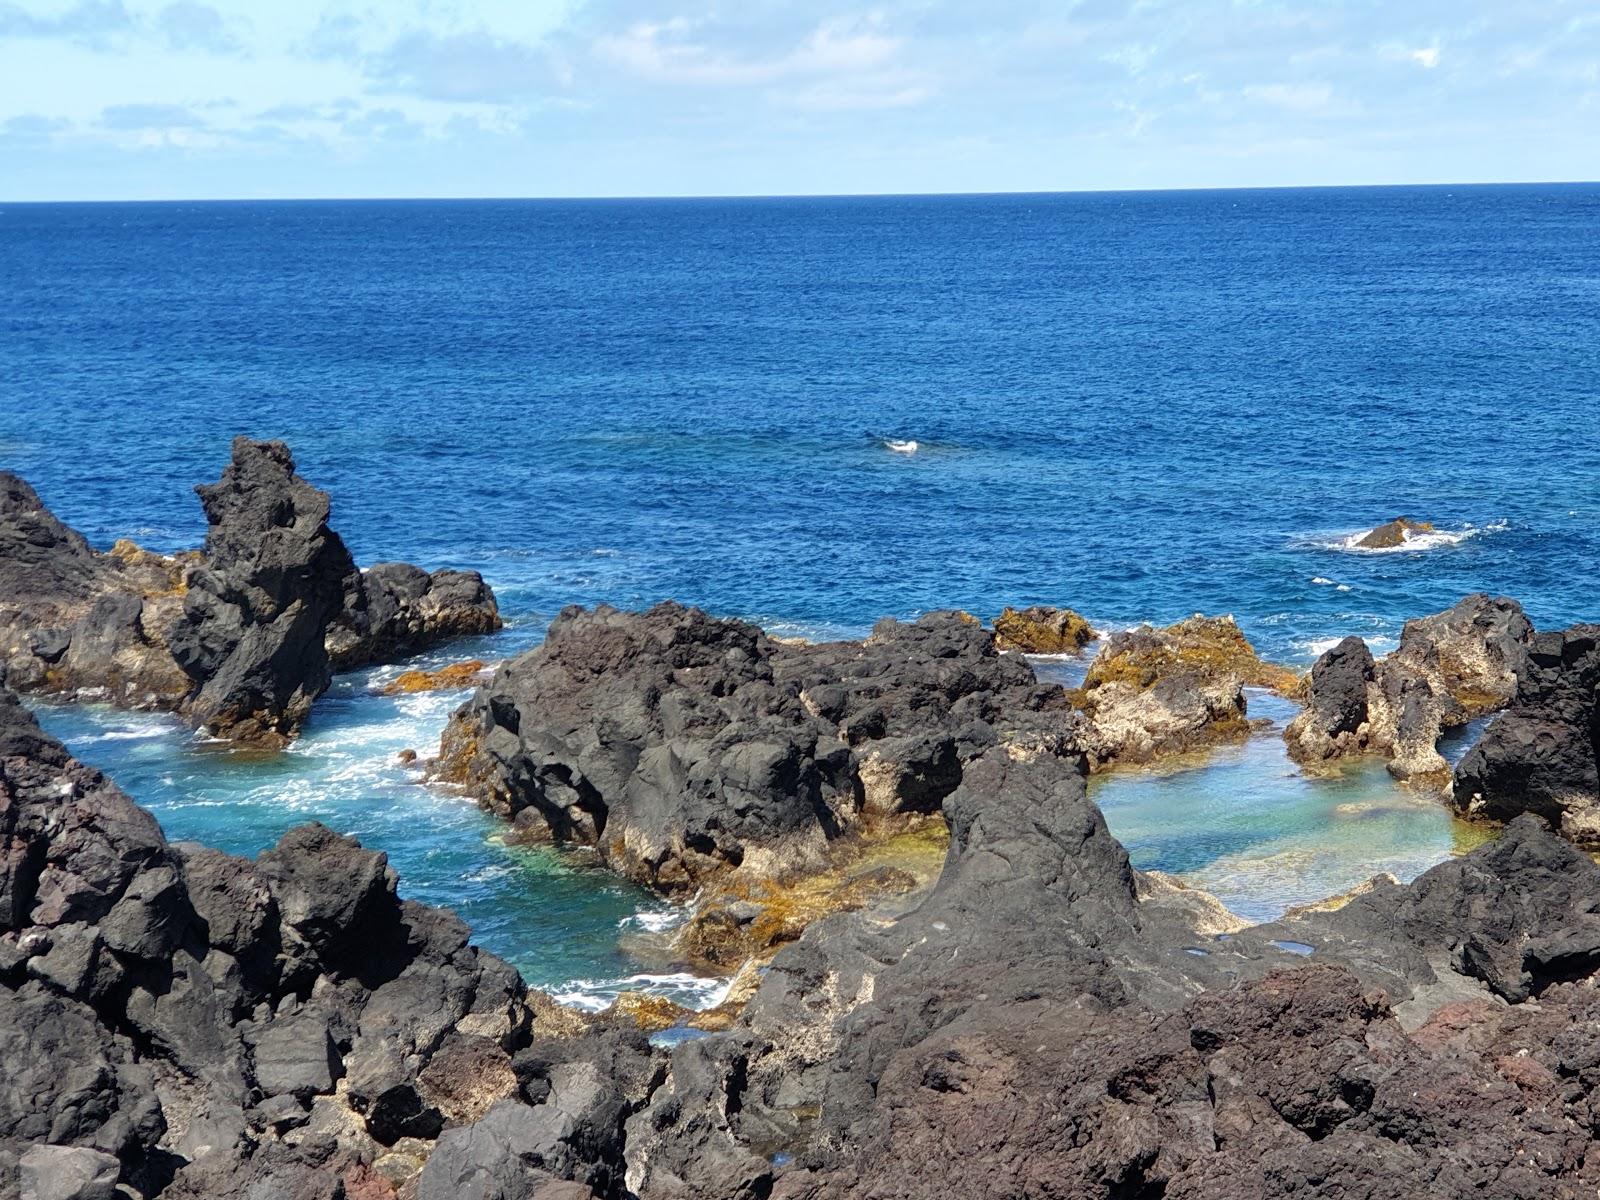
552, 970, 731, 1013
1310, 577, 1336, 586
884, 438, 919, 455
621, 910, 685, 934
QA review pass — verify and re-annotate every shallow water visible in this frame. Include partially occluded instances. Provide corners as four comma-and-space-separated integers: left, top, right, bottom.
7, 186, 1599, 992
1088, 692, 1493, 922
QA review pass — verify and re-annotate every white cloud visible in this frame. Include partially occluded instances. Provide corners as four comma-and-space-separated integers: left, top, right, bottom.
598, 15, 904, 88
1410, 45, 1441, 69
1243, 82, 1334, 113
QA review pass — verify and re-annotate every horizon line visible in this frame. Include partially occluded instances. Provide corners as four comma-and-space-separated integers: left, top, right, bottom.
3, 178, 1597, 206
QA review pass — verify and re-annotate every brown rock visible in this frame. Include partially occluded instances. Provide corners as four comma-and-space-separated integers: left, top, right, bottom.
1354, 516, 1435, 549
992, 605, 1095, 654
383, 660, 489, 695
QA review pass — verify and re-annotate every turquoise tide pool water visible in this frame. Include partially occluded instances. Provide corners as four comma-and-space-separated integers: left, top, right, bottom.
4, 187, 1598, 998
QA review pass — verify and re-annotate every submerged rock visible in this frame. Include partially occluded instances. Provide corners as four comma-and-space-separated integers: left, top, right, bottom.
435, 603, 1071, 893
0, 438, 499, 746
383, 659, 491, 695
1453, 623, 1600, 846
1354, 516, 1435, 549
1068, 614, 1297, 770
1286, 594, 1533, 781
990, 605, 1094, 654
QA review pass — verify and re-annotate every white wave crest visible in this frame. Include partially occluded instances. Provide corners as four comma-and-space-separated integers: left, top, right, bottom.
884, 438, 919, 455
551, 970, 732, 1013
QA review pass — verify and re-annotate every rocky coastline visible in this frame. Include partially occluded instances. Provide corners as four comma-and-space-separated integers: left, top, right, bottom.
6, 465, 1600, 1198
0, 438, 499, 747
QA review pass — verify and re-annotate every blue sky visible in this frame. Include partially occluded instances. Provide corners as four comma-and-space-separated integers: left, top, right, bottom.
2, 0, 1596, 199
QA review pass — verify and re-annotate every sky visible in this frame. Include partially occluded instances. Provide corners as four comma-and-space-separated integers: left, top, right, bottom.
1, 0, 1597, 200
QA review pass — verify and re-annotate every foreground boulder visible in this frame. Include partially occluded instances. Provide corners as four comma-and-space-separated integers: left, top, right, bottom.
1286, 594, 1533, 781
1453, 623, 1600, 845
0, 439, 499, 746
990, 605, 1094, 654
436, 603, 1071, 892
0, 683, 622, 1198
1068, 614, 1298, 770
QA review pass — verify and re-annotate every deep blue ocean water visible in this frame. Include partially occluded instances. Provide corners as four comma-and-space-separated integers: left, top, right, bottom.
3, 187, 1598, 990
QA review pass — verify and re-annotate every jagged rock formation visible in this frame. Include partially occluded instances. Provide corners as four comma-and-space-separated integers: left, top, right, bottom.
1286, 594, 1533, 781
991, 605, 1094, 654
1453, 624, 1600, 845
0, 683, 639, 1200
165, 439, 359, 746
1067, 614, 1298, 770
435, 603, 1071, 892
0, 439, 499, 747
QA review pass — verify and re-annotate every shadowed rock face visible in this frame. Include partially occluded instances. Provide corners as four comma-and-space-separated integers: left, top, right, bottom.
1286, 594, 1533, 782
328, 562, 502, 671
1453, 624, 1600, 846
0, 438, 500, 747
435, 603, 1074, 893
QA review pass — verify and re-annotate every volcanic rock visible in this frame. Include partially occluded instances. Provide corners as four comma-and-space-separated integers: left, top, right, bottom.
1067, 614, 1297, 770
0, 439, 500, 747
1287, 594, 1533, 781
1354, 516, 1435, 549
435, 603, 1072, 892
1453, 623, 1600, 845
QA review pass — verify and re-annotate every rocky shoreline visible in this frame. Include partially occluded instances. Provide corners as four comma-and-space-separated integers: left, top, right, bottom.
1, 438, 499, 748
6, 462, 1600, 1197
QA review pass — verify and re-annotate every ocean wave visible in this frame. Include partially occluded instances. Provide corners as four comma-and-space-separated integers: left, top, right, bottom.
883, 438, 919, 455
620, 909, 685, 934
551, 970, 731, 1013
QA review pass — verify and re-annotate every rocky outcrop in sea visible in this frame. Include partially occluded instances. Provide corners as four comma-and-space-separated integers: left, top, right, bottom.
1068, 614, 1299, 770
0, 438, 499, 746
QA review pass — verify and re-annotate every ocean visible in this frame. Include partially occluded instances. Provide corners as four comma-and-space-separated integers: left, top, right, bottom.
3, 186, 1597, 999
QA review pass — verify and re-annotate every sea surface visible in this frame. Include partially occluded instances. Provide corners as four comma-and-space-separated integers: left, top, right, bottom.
3, 186, 1598, 998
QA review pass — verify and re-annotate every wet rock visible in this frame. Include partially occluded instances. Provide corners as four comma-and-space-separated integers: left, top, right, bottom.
1453, 624, 1600, 845
1068, 614, 1294, 769
436, 603, 1071, 892
1288, 595, 1535, 782
991, 605, 1094, 654
383, 659, 490, 695
1354, 516, 1435, 549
